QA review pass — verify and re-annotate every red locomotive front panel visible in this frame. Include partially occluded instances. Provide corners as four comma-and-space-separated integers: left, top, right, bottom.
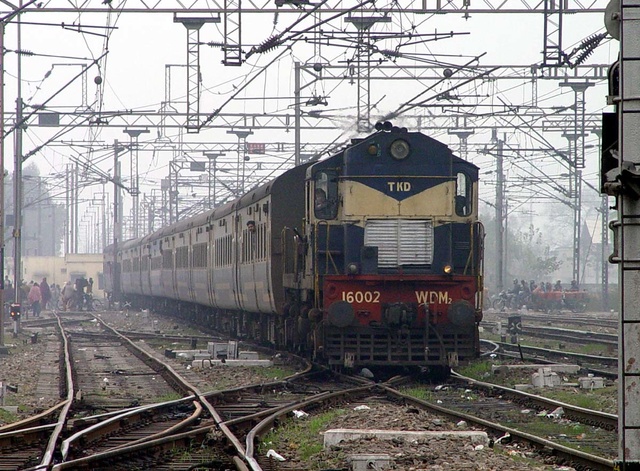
321, 274, 480, 368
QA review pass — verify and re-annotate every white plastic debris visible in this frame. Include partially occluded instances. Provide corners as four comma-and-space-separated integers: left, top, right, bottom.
495, 433, 510, 444
292, 410, 309, 418
456, 420, 467, 428
548, 407, 564, 419
474, 444, 485, 451
434, 385, 445, 391
520, 409, 532, 414
266, 449, 286, 461
354, 405, 371, 411
436, 400, 443, 404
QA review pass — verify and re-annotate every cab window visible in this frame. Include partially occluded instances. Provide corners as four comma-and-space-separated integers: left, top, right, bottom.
455, 172, 472, 216
314, 170, 338, 219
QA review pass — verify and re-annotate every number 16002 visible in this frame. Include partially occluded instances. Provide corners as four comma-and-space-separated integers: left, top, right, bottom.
341, 291, 381, 303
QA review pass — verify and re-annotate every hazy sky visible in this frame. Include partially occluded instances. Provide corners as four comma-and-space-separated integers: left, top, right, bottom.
0, 0, 614, 250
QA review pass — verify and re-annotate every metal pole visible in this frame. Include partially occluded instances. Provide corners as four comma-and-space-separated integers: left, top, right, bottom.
74, 161, 79, 252
295, 62, 301, 166
495, 137, 504, 292
113, 140, 121, 304
617, 1, 640, 465
0, 20, 5, 346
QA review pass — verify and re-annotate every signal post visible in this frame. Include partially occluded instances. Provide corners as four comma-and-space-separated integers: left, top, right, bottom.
604, 0, 640, 468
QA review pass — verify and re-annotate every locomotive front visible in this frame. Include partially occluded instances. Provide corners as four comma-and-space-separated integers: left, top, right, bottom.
307, 124, 483, 372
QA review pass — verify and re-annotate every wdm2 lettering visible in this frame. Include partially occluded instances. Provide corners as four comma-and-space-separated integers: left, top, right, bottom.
415, 291, 452, 304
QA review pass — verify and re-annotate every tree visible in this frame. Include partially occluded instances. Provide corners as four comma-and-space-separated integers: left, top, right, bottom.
481, 209, 562, 291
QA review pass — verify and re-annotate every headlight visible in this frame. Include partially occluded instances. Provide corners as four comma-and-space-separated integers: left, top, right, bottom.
390, 139, 410, 160
347, 263, 359, 275
443, 265, 453, 274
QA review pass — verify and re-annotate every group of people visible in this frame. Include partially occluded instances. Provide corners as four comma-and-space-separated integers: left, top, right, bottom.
4, 275, 95, 318
4, 277, 56, 318
499, 278, 581, 310
509, 278, 580, 298
61, 277, 94, 311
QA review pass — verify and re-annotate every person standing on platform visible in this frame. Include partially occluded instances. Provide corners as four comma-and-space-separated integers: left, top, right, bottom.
61, 281, 75, 311
40, 277, 51, 310
28, 282, 42, 318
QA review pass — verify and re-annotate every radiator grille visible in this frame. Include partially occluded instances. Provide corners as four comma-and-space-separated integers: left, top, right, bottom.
365, 219, 433, 267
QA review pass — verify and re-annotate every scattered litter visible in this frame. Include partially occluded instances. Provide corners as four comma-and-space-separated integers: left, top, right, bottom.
520, 409, 532, 414
436, 400, 443, 404
434, 385, 446, 391
536, 411, 548, 417
474, 444, 484, 451
292, 410, 308, 418
464, 389, 472, 393
103, 378, 109, 383
186, 365, 192, 370
455, 420, 467, 428
354, 405, 370, 411
266, 449, 286, 461
495, 433, 510, 444
548, 407, 564, 419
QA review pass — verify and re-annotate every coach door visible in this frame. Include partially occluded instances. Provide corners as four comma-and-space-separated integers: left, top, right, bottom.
233, 215, 243, 311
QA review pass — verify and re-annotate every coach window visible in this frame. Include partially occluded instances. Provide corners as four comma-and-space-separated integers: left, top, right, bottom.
455, 172, 472, 216
314, 170, 338, 219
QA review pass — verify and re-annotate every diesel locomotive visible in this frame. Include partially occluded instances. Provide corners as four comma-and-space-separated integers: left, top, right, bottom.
104, 123, 484, 374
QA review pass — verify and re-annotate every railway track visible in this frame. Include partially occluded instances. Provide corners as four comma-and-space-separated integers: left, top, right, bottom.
485, 339, 618, 378
0, 309, 621, 470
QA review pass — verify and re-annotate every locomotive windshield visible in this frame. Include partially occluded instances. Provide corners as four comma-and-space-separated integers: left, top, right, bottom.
314, 170, 338, 219
455, 172, 473, 216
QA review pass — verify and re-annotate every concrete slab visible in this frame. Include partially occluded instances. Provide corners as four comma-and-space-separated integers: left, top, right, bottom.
192, 359, 273, 368
238, 351, 259, 360
349, 454, 391, 471
492, 364, 580, 375
323, 429, 489, 448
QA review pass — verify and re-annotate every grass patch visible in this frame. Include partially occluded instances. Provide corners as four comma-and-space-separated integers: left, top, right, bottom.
244, 366, 298, 381
456, 360, 494, 380
258, 408, 345, 462
0, 408, 17, 424
542, 386, 617, 414
155, 392, 183, 403
401, 387, 434, 402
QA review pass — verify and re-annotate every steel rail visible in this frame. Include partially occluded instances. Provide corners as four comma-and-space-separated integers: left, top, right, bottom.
380, 385, 615, 471
451, 371, 618, 430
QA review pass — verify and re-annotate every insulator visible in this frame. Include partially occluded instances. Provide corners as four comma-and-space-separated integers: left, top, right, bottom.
380, 49, 402, 58
257, 35, 281, 53
573, 33, 606, 67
